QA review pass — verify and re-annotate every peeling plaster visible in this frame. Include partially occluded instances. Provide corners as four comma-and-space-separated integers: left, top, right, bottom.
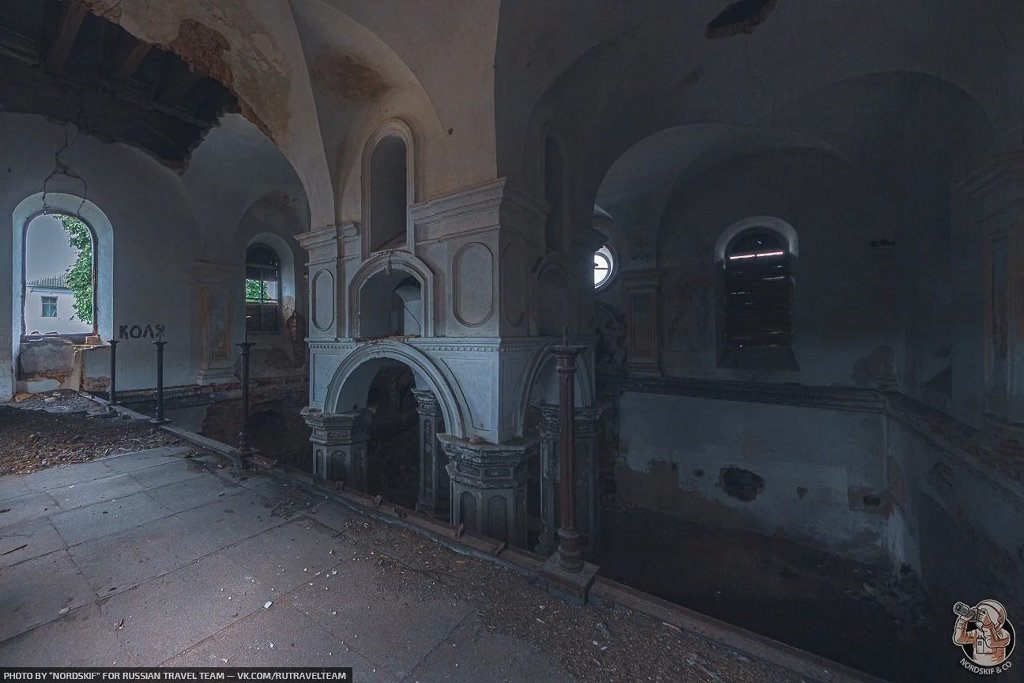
310, 51, 390, 102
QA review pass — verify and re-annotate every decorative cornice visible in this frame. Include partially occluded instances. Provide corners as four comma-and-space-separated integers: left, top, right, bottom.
622, 376, 886, 414
958, 151, 1024, 198
410, 177, 547, 230
295, 224, 343, 252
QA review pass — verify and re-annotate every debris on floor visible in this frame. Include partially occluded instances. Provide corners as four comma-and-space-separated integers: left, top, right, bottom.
0, 391, 190, 475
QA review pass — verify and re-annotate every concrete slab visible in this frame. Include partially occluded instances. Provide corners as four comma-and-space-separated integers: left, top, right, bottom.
0, 490, 60, 530
405, 615, 573, 683
102, 447, 193, 473
0, 475, 32, 505
169, 491, 288, 555
0, 549, 97, 642
0, 517, 65, 568
0, 602, 134, 666
50, 491, 169, 546
93, 552, 269, 665
47, 472, 147, 511
23, 460, 118, 492
146, 472, 244, 515
217, 518, 349, 595
287, 558, 473, 680
126, 460, 205, 490
68, 514, 203, 595
162, 603, 392, 682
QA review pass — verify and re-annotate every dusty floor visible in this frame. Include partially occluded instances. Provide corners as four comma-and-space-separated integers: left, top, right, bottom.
596, 507, 955, 683
0, 445, 807, 682
0, 391, 187, 476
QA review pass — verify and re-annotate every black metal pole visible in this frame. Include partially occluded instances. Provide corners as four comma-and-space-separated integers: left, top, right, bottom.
151, 341, 169, 424
237, 342, 256, 457
107, 339, 119, 405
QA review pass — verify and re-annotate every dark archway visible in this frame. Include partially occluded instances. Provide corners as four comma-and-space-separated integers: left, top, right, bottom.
365, 363, 420, 508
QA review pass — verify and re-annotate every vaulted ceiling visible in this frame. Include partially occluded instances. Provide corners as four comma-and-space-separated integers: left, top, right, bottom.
0, 0, 237, 168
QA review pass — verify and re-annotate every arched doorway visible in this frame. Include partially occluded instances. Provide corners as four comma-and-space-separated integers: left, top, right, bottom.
365, 362, 419, 508
316, 342, 464, 519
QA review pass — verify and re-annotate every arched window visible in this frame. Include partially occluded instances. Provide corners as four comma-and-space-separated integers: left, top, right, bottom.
722, 229, 792, 352
22, 212, 96, 338
245, 243, 280, 332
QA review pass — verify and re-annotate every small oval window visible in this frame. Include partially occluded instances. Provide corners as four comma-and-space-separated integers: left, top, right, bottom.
594, 245, 615, 289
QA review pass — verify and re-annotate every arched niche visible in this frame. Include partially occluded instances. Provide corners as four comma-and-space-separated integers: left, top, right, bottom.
348, 251, 434, 338
361, 120, 415, 259
324, 339, 467, 438
11, 193, 114, 374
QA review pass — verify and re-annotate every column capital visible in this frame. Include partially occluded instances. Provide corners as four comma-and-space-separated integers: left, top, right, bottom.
301, 408, 368, 443
438, 434, 538, 489
411, 387, 443, 417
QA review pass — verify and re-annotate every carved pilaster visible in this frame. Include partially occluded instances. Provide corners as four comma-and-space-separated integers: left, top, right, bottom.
962, 153, 1024, 424
622, 269, 661, 378
439, 434, 538, 548
194, 261, 239, 385
302, 408, 369, 488
296, 225, 346, 341
535, 403, 561, 555
412, 388, 448, 519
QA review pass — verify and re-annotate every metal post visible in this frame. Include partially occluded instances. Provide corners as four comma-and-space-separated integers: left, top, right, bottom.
107, 339, 119, 405
151, 341, 170, 424
551, 341, 586, 573
237, 342, 256, 457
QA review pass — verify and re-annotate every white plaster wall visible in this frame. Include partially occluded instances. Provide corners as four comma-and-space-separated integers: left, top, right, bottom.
0, 113, 202, 397
618, 391, 890, 563
24, 288, 91, 335
654, 149, 898, 387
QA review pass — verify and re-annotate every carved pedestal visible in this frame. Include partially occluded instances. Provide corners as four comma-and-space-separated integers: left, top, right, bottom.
412, 388, 449, 519
302, 409, 368, 489
439, 434, 538, 547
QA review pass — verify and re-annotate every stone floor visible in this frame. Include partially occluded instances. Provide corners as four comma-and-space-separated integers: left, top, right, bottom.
0, 446, 809, 681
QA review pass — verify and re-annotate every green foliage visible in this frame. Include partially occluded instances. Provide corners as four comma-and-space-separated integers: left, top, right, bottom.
245, 278, 270, 302
59, 214, 94, 325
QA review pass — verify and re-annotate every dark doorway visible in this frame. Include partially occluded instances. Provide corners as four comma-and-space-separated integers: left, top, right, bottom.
365, 364, 419, 508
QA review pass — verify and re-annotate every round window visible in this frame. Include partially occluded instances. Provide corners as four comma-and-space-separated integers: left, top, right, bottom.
594, 245, 615, 289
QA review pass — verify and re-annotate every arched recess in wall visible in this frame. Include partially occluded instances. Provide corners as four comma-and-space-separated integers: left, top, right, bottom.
361, 120, 416, 259
515, 345, 596, 437
11, 192, 114, 363
323, 339, 468, 438
347, 250, 434, 338
533, 258, 574, 337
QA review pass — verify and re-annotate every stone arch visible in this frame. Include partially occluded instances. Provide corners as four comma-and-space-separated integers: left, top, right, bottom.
714, 216, 799, 264
360, 119, 416, 259
347, 250, 435, 338
11, 192, 114, 377
514, 343, 595, 437
324, 340, 468, 437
